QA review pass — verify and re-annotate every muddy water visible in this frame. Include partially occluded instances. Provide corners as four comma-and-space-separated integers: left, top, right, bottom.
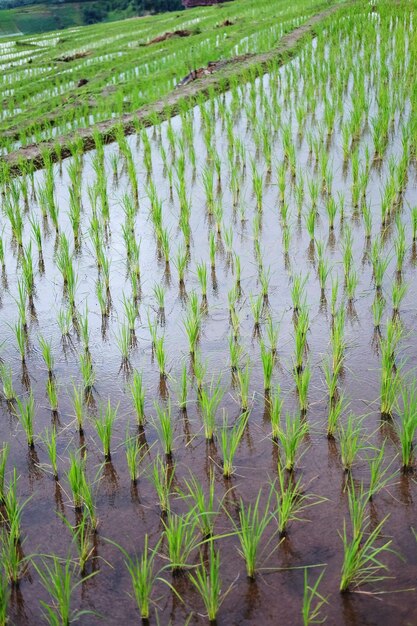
1, 23, 417, 626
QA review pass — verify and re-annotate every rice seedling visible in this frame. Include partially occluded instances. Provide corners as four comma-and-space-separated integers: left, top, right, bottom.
154, 401, 174, 457
223, 226, 234, 256
339, 414, 365, 472
196, 261, 208, 300
323, 357, 341, 402
15, 280, 27, 330
42, 427, 59, 480
0, 364, 15, 402
317, 253, 330, 295
372, 296, 385, 330
174, 245, 188, 285
291, 274, 307, 313
39, 335, 54, 375
250, 293, 263, 330
409, 205, 417, 243
79, 352, 95, 393
380, 336, 401, 418
277, 413, 309, 471
330, 274, 339, 317
110, 535, 162, 620
396, 380, 417, 471
327, 395, 347, 440
33, 554, 95, 625
67, 453, 86, 511
260, 342, 274, 393
345, 269, 359, 302
14, 322, 26, 363
0, 563, 9, 626
1, 524, 26, 587
394, 220, 407, 273
367, 441, 396, 500
219, 411, 248, 479
153, 283, 165, 313
125, 432, 142, 484
236, 362, 251, 411
331, 308, 346, 372
199, 378, 224, 441
0, 445, 9, 504
154, 335, 167, 378
339, 513, 394, 593
179, 470, 216, 539
162, 508, 200, 573
148, 455, 174, 514
129, 370, 145, 426
209, 231, 216, 269
270, 385, 283, 441
234, 254, 241, 291
276, 463, 321, 536
61, 509, 95, 575
372, 251, 390, 292
229, 335, 243, 372
391, 280, 408, 315
94, 400, 118, 461
177, 362, 188, 411
302, 568, 328, 626
229, 489, 274, 579
116, 323, 131, 363
293, 308, 309, 374
15, 392, 35, 448
2, 469, 26, 543
189, 539, 229, 622
259, 266, 271, 300
57, 308, 72, 339
305, 208, 316, 243
46, 378, 59, 413
122, 294, 137, 332
71, 384, 85, 435
193, 350, 208, 393
295, 364, 311, 413
80, 471, 99, 533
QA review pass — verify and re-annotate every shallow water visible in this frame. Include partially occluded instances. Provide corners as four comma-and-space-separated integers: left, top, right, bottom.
1, 8, 417, 625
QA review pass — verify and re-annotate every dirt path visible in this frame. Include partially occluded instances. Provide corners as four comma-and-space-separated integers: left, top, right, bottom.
1, 3, 347, 176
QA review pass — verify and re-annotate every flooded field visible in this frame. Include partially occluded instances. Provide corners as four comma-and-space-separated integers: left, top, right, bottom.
1, 2, 417, 624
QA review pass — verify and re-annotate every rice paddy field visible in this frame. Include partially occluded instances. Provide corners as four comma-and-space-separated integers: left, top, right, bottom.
0, 0, 332, 158
1, 0, 417, 624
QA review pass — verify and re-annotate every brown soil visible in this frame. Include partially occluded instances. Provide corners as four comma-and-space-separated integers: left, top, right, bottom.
56, 50, 90, 62
146, 28, 194, 45
1, 4, 346, 176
